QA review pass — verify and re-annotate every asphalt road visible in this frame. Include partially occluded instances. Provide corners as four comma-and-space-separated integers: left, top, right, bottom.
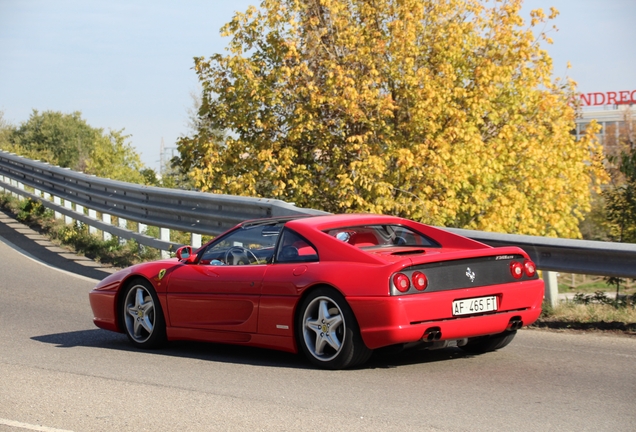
0, 229, 635, 431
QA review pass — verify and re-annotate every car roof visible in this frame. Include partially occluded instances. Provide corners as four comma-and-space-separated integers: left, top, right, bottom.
285, 214, 406, 231
240, 213, 405, 230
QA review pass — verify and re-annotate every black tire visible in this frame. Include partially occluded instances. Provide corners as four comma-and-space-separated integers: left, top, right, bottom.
296, 288, 372, 369
121, 279, 166, 349
459, 330, 517, 354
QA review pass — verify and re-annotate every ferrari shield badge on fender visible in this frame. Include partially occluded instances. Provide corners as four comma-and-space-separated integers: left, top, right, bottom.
158, 269, 166, 280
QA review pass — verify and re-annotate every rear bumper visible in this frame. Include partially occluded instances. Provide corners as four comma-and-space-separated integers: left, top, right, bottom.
348, 279, 543, 349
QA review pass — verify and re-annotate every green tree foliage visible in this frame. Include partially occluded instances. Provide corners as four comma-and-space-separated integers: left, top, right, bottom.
171, 90, 222, 190
177, 0, 607, 237
84, 129, 146, 183
6, 110, 99, 170
161, 161, 196, 189
140, 168, 161, 186
0, 110, 151, 185
0, 111, 14, 147
604, 110, 636, 243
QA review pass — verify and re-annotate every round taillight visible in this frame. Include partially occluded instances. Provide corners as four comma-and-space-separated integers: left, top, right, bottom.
523, 259, 536, 277
412, 271, 428, 291
510, 261, 523, 279
393, 273, 411, 292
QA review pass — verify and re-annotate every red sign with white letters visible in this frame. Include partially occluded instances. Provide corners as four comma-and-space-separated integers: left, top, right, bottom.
580, 90, 636, 106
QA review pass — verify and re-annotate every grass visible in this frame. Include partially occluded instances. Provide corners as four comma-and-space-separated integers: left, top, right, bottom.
544, 302, 636, 323
534, 298, 636, 333
557, 272, 636, 296
0, 193, 161, 267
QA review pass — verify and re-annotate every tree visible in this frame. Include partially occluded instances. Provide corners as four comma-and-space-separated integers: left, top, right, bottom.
177, 0, 606, 237
6, 110, 99, 171
596, 108, 636, 304
604, 108, 636, 243
171, 90, 224, 190
84, 129, 146, 183
0, 111, 15, 149
0, 110, 154, 185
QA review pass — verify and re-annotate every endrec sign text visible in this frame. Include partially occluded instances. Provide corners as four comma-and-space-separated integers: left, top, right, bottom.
580, 90, 636, 107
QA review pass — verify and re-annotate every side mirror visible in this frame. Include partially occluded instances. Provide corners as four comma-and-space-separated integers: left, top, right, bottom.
176, 246, 196, 263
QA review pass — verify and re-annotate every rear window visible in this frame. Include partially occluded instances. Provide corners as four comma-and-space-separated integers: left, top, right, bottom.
324, 225, 439, 248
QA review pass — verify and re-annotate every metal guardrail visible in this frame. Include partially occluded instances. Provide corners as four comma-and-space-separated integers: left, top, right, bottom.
446, 228, 636, 279
1, 150, 636, 280
0, 179, 185, 251
0, 150, 328, 252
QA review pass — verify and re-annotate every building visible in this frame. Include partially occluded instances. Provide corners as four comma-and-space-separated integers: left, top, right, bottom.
575, 90, 635, 152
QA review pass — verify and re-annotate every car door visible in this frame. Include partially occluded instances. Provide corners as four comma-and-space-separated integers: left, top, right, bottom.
166, 263, 266, 333
165, 223, 280, 333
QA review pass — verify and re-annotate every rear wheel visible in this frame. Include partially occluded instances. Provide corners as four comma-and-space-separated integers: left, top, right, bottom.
297, 288, 372, 369
459, 330, 516, 354
121, 279, 166, 349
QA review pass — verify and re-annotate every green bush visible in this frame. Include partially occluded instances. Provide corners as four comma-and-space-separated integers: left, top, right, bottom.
572, 290, 636, 309
16, 198, 47, 223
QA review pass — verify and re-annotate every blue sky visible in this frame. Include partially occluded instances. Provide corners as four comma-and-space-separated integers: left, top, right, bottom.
1, 0, 635, 170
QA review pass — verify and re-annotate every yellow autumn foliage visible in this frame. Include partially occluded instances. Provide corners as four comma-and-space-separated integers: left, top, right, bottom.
177, 0, 607, 237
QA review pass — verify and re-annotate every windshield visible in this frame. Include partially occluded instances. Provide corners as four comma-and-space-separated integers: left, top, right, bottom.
199, 223, 282, 265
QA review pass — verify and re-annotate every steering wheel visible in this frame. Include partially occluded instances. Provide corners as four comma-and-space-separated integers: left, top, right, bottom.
224, 246, 259, 265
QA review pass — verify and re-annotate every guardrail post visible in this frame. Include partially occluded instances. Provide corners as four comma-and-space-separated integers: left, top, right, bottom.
64, 200, 73, 225
191, 233, 202, 249
17, 182, 25, 201
102, 213, 112, 241
118, 217, 127, 245
160, 228, 170, 259
75, 204, 84, 228
53, 196, 62, 219
88, 209, 98, 235
543, 271, 559, 308
10, 179, 18, 198
137, 223, 147, 253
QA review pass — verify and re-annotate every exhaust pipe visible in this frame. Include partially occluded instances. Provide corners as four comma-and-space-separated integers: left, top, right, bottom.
507, 316, 523, 331
423, 326, 442, 342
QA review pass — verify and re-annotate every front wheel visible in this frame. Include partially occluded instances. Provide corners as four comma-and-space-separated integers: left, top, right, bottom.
296, 288, 372, 369
459, 330, 517, 354
121, 279, 166, 349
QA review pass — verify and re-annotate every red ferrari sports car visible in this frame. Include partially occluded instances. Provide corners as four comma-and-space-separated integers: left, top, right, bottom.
89, 214, 543, 369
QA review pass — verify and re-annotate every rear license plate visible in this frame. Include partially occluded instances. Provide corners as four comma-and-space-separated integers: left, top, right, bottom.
452, 296, 497, 316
